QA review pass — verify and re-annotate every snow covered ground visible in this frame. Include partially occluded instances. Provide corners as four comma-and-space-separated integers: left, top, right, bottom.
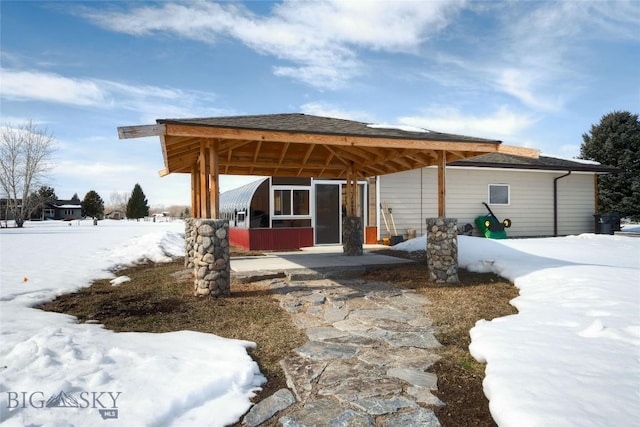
395, 231, 640, 427
0, 220, 265, 427
2, 220, 638, 427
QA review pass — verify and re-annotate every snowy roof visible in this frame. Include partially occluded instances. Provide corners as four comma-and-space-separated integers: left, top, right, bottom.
449, 153, 618, 173
54, 204, 82, 209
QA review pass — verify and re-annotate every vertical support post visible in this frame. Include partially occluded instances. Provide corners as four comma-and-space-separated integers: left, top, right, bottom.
193, 163, 201, 218
209, 140, 219, 219
437, 151, 446, 217
353, 166, 359, 217
342, 163, 363, 256
190, 167, 197, 219
345, 166, 354, 216
199, 142, 210, 218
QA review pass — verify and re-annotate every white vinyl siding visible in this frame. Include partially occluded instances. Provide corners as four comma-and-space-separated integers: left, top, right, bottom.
556, 173, 596, 235
378, 167, 597, 238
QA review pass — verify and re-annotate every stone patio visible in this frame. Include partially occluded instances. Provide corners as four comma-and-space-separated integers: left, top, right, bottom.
242, 276, 444, 426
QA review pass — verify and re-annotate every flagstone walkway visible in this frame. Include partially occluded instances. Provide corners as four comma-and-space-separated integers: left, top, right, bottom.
242, 276, 444, 427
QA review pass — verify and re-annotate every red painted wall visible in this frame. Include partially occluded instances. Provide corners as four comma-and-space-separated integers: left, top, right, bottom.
229, 227, 314, 251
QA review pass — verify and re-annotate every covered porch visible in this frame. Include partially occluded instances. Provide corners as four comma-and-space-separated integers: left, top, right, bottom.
118, 113, 538, 291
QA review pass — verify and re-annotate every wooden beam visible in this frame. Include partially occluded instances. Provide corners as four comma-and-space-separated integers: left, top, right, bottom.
496, 144, 540, 158
118, 124, 166, 139
160, 134, 169, 170
345, 167, 353, 217
297, 144, 316, 176
218, 139, 254, 152
209, 141, 219, 219
323, 145, 352, 167
193, 163, 200, 218
250, 140, 262, 175
353, 166, 359, 217
438, 151, 446, 217
274, 142, 290, 175
191, 166, 197, 219
164, 123, 506, 153
199, 142, 210, 218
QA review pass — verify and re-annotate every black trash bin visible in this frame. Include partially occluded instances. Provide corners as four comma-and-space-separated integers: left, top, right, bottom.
594, 213, 620, 235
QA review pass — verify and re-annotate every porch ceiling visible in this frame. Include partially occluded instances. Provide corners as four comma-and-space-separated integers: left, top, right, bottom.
118, 114, 539, 179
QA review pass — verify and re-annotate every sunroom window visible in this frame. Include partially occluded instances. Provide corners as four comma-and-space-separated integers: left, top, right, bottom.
273, 188, 310, 216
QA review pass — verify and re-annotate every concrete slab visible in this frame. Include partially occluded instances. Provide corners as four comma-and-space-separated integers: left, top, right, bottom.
230, 245, 412, 274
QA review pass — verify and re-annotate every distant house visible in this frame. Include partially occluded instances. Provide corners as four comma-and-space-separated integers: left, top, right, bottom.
1, 198, 83, 221
106, 210, 125, 220
0, 198, 22, 221
48, 200, 83, 220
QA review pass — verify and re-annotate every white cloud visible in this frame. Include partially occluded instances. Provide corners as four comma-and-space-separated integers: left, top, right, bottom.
1, 69, 106, 105
497, 68, 564, 112
397, 106, 538, 144
52, 160, 138, 178
417, 1, 639, 113
79, 0, 465, 89
490, 1, 639, 111
0, 68, 230, 123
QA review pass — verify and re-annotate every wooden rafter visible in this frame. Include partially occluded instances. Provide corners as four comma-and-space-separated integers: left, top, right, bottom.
118, 115, 540, 219
250, 140, 262, 175
163, 124, 491, 153
323, 145, 351, 168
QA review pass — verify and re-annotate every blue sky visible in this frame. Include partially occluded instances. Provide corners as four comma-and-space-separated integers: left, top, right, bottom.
1, 0, 639, 208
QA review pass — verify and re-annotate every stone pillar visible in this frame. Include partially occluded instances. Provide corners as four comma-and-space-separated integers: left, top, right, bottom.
185, 220, 196, 268
342, 216, 363, 256
185, 218, 231, 297
426, 218, 459, 284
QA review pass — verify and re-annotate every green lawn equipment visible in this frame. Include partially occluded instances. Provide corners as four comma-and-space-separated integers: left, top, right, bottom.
475, 202, 512, 239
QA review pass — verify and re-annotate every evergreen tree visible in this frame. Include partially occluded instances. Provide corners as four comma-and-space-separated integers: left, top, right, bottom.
126, 183, 149, 220
71, 193, 80, 202
38, 185, 57, 202
33, 185, 57, 220
83, 190, 105, 219
580, 111, 640, 219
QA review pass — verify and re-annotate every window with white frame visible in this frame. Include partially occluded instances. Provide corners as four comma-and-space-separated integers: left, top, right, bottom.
488, 184, 510, 205
273, 187, 310, 217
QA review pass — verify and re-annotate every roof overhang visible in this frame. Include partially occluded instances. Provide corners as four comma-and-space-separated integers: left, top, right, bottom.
118, 115, 539, 179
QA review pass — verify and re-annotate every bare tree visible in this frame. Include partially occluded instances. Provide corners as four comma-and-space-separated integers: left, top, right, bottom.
108, 191, 129, 213
0, 121, 55, 227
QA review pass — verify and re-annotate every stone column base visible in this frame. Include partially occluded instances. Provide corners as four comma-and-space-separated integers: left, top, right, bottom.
185, 218, 231, 297
342, 216, 363, 256
426, 217, 459, 284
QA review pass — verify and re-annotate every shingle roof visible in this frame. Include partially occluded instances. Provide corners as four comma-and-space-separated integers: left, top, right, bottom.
449, 153, 618, 173
158, 113, 502, 144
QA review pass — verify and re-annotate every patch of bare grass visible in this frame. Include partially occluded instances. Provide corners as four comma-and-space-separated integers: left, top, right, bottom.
39, 244, 518, 426
38, 259, 306, 401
